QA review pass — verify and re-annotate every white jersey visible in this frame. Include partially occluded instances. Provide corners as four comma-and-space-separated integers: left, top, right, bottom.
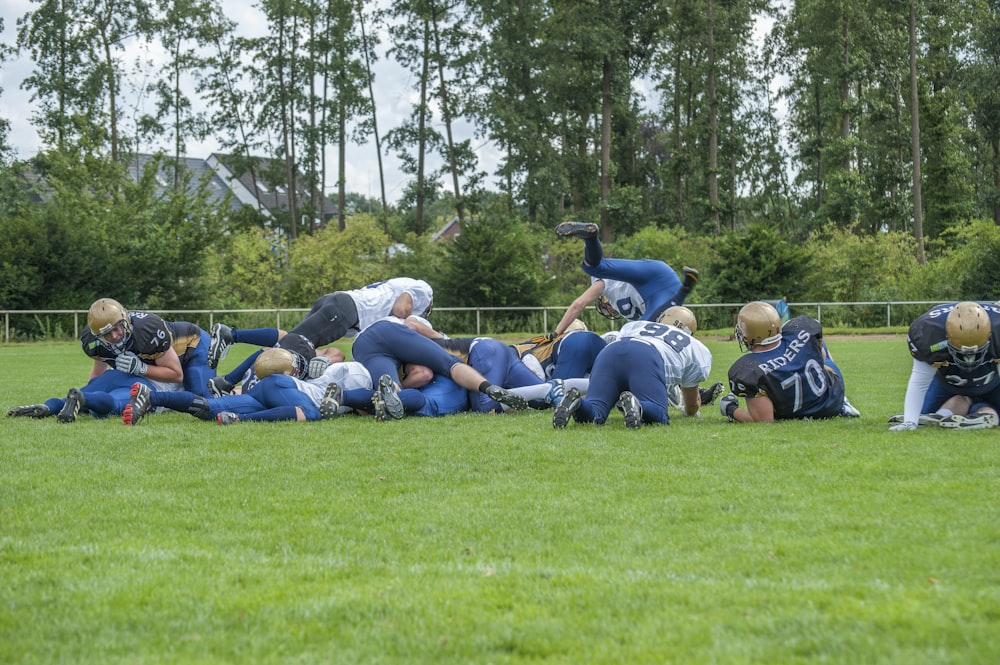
348, 278, 434, 334
292, 361, 373, 411
618, 320, 712, 387
598, 278, 646, 321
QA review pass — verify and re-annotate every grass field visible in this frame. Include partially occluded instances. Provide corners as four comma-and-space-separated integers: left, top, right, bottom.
1, 335, 998, 664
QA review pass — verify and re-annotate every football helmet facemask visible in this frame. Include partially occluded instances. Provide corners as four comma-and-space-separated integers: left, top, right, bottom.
658, 306, 697, 335
735, 301, 782, 352
87, 298, 133, 351
595, 294, 623, 320
945, 301, 991, 370
254, 348, 297, 379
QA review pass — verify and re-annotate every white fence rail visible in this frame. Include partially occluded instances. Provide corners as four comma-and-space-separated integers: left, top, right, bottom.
0, 301, 946, 343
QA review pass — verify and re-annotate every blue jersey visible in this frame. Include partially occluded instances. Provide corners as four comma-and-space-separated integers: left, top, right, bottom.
727, 316, 845, 419
906, 301, 1000, 397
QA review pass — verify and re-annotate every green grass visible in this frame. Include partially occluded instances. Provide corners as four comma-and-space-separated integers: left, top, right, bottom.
1, 337, 999, 664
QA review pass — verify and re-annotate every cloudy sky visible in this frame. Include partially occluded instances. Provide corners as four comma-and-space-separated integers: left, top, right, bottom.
0, 0, 500, 204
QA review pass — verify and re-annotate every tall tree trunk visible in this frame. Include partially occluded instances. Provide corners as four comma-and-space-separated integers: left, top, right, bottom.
277, 6, 298, 239
358, 5, 389, 229
909, 0, 926, 263
430, 1, 463, 223
415, 18, 431, 236
706, 0, 719, 231
600, 58, 612, 241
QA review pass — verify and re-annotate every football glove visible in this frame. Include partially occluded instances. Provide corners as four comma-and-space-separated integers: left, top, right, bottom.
889, 421, 918, 431
208, 376, 234, 397
308, 355, 331, 379
719, 393, 739, 421
115, 352, 148, 376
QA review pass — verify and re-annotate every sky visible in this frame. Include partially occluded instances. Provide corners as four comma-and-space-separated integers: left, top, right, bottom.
0, 0, 502, 205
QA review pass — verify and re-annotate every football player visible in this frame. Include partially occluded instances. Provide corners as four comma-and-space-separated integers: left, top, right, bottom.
511, 319, 607, 383
888, 301, 1000, 430
551, 315, 713, 429
549, 221, 699, 335
656, 305, 725, 409
721, 301, 860, 423
350, 316, 528, 419
8, 298, 214, 422
125, 345, 373, 425
207, 277, 434, 369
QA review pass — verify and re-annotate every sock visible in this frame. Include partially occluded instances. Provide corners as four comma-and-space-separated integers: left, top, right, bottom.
583, 236, 604, 267
232, 328, 281, 347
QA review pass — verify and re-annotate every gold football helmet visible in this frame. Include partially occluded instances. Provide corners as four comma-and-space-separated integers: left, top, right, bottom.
87, 298, 132, 348
657, 305, 697, 335
595, 294, 623, 320
565, 319, 589, 333
254, 348, 297, 379
945, 301, 991, 370
735, 301, 782, 352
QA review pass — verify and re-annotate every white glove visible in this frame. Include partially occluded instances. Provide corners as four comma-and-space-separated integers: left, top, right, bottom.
719, 393, 739, 421
115, 352, 148, 376
308, 355, 331, 379
889, 421, 918, 431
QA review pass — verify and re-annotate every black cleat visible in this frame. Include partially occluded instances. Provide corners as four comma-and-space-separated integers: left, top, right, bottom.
207, 375, 234, 397
616, 391, 643, 429
554, 221, 598, 239
123, 382, 152, 426
57, 388, 85, 423
939, 413, 998, 429
207, 323, 233, 369
484, 384, 527, 411
682, 266, 700, 290
700, 381, 724, 406
8, 404, 52, 418
320, 383, 344, 419
216, 411, 240, 425
373, 374, 405, 421
552, 388, 582, 429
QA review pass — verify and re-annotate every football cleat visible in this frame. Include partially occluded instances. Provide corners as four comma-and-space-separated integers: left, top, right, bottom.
547, 379, 566, 409
123, 382, 152, 426
938, 413, 998, 429
484, 384, 528, 411
320, 383, 344, 419
207, 323, 234, 369
378, 374, 405, 419
667, 384, 682, 409
554, 221, 598, 239
207, 375, 235, 398
57, 388, 85, 423
887, 413, 946, 427
681, 266, 700, 290
216, 411, 240, 425
841, 397, 861, 418
700, 381, 724, 406
7, 404, 52, 418
552, 388, 582, 429
616, 391, 643, 429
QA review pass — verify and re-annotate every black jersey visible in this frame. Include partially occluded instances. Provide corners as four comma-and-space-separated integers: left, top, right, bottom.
82, 311, 173, 366
165, 321, 204, 364
727, 315, 846, 419
906, 302, 1000, 397
433, 337, 474, 362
